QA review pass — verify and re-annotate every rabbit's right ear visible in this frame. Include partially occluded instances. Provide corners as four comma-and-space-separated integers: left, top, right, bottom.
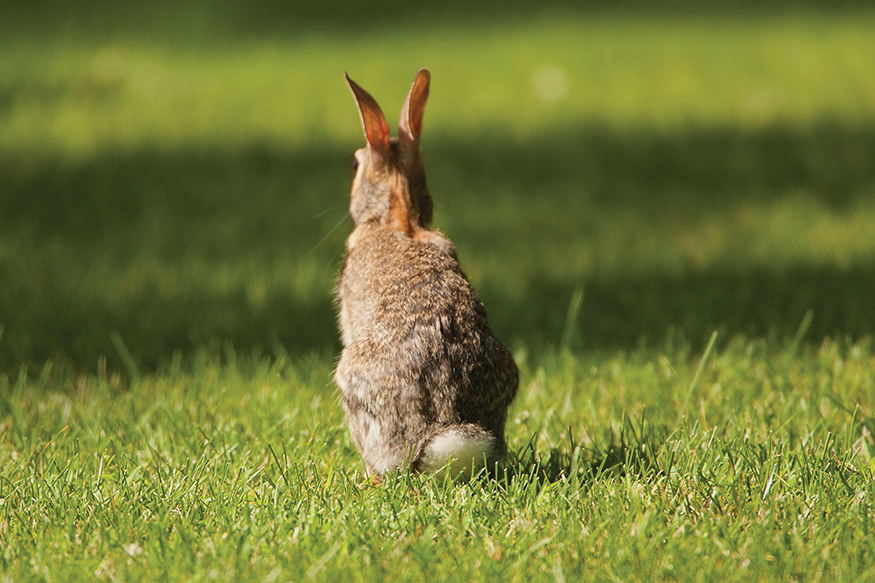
346, 72, 391, 153
399, 68, 430, 144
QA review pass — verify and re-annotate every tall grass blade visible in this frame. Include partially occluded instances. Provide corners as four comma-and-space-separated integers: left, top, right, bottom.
110, 332, 140, 383
783, 310, 814, 371
676, 330, 718, 426
560, 287, 584, 353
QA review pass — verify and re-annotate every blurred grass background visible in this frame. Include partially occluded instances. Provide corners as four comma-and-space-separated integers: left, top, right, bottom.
1, 0, 874, 371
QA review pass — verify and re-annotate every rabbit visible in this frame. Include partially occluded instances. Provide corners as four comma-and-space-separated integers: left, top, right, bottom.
334, 68, 519, 481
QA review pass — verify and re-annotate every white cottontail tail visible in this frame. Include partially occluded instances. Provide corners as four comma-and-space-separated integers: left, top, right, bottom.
335, 68, 518, 481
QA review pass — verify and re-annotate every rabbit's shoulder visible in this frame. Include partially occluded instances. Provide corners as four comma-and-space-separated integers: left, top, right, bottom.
344, 224, 462, 289
341, 225, 482, 338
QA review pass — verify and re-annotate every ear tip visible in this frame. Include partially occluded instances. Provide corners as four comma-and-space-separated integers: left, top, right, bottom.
345, 71, 360, 92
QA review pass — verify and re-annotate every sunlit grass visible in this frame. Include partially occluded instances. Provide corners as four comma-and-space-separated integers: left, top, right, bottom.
1, 339, 873, 581
2, 15, 875, 158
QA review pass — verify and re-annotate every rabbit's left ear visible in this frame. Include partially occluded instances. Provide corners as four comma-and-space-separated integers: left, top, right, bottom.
399, 68, 430, 143
346, 72, 391, 153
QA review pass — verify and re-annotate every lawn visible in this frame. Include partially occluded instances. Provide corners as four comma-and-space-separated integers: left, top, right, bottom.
1, 1, 874, 581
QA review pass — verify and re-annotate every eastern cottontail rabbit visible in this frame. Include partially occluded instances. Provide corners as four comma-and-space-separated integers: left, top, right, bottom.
335, 68, 519, 480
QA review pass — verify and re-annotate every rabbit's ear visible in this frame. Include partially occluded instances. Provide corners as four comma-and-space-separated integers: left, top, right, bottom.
399, 68, 430, 143
346, 73, 391, 153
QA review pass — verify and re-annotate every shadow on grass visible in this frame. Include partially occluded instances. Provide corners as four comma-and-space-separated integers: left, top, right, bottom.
1, 121, 873, 373
5, 0, 873, 42
507, 415, 665, 485
504, 265, 875, 353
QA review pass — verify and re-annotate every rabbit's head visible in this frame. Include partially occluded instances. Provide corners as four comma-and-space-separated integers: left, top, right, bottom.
345, 68, 433, 236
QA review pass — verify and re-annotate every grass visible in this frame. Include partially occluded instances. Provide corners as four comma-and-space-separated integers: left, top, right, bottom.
3, 15, 875, 156
1, 338, 873, 581
2, 1, 875, 581
3, 12, 875, 367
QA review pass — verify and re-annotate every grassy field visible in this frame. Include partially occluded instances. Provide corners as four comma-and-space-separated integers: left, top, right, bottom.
2, 1, 875, 581
2, 339, 873, 581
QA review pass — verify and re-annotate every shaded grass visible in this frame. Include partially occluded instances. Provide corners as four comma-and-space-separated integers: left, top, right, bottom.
5, 0, 875, 42
2, 123, 874, 370
2, 11, 873, 371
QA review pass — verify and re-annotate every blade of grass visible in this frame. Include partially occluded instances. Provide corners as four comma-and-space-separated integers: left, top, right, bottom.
676, 330, 718, 426
110, 331, 140, 383
783, 310, 814, 372
560, 287, 584, 353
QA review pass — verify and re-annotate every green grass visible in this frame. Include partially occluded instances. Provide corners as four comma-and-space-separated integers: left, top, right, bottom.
3, 15, 875, 156
2, 2, 875, 581
1, 339, 873, 581
3, 11, 875, 367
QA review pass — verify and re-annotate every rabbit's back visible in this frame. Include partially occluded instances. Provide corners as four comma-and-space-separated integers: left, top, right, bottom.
340, 226, 475, 345
336, 226, 517, 469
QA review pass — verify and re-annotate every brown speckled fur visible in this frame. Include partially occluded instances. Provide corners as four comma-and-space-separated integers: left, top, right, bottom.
335, 69, 518, 479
